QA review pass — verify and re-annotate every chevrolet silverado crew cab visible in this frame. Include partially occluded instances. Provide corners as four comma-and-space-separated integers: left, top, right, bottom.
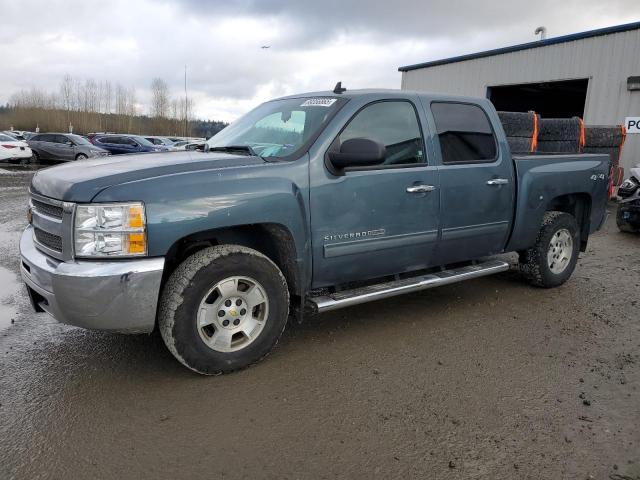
20, 88, 610, 375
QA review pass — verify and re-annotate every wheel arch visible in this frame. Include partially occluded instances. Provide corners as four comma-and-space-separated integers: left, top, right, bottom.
545, 193, 592, 251
161, 222, 301, 310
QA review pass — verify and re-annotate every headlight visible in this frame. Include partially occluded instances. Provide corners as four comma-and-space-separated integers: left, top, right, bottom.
74, 202, 147, 258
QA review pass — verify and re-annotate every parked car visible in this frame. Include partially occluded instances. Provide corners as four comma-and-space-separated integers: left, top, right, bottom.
145, 136, 177, 150
0, 133, 32, 163
616, 163, 640, 232
20, 88, 610, 375
171, 140, 191, 150
28, 133, 109, 163
2, 131, 27, 141
91, 134, 168, 155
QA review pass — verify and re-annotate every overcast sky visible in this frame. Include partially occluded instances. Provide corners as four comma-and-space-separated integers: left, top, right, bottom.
2, 0, 638, 122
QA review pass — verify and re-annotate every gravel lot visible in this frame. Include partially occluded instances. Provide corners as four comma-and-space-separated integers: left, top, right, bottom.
0, 165, 638, 480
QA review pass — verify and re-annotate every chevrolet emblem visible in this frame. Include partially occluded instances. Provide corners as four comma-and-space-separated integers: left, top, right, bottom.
229, 309, 238, 316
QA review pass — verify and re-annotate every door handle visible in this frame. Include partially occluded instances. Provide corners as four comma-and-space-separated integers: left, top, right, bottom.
486, 178, 509, 186
406, 184, 436, 193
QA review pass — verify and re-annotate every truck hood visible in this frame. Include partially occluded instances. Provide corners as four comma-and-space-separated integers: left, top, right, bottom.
30, 151, 266, 202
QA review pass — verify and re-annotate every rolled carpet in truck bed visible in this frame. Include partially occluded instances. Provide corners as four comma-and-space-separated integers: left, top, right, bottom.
497, 111, 539, 153
583, 125, 627, 187
537, 117, 584, 153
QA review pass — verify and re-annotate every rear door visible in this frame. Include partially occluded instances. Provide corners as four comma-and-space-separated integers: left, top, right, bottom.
428, 101, 514, 264
34, 134, 57, 160
310, 97, 440, 287
99, 136, 123, 154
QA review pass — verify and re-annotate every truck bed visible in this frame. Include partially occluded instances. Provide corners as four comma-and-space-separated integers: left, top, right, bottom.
506, 153, 610, 252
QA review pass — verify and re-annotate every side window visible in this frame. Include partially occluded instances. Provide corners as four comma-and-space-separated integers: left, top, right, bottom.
339, 101, 425, 166
55, 135, 70, 144
431, 102, 497, 164
39, 134, 54, 143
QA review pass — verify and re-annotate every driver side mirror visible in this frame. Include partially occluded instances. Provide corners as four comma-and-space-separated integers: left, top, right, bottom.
329, 138, 386, 169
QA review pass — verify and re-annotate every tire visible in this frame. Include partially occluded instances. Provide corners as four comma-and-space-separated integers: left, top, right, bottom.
519, 211, 580, 288
159, 245, 289, 375
32, 152, 39, 164
20, 155, 32, 165
75, 153, 88, 161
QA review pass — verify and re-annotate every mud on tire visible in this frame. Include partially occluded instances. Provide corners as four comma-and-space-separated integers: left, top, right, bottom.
158, 245, 289, 375
519, 211, 580, 288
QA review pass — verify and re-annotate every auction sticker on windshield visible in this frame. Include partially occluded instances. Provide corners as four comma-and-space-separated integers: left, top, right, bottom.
301, 98, 337, 107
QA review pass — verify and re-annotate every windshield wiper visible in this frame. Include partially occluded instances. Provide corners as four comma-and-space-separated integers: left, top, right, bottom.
208, 145, 261, 158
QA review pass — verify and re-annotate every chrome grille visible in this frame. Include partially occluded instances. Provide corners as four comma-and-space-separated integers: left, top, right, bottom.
32, 199, 63, 219
34, 227, 63, 252
29, 192, 72, 260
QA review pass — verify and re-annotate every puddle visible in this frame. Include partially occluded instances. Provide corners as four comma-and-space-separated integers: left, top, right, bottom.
0, 164, 49, 174
0, 264, 21, 331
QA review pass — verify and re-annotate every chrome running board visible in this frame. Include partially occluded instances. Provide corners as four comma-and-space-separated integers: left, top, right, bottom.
309, 259, 509, 312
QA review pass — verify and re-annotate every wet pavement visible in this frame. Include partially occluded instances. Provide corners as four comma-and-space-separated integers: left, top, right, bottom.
0, 165, 638, 479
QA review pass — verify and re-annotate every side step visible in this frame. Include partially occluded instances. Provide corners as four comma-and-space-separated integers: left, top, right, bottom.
309, 259, 510, 312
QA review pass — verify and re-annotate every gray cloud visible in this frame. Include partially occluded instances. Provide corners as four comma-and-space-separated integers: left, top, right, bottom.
1, 0, 638, 121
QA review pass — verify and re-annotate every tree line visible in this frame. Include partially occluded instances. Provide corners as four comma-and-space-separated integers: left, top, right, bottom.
0, 75, 228, 138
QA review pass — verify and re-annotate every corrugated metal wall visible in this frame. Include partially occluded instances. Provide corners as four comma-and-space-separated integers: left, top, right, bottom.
401, 29, 640, 174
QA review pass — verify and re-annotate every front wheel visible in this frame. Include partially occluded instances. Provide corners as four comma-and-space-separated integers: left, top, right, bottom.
75, 153, 88, 161
158, 245, 289, 375
519, 211, 580, 288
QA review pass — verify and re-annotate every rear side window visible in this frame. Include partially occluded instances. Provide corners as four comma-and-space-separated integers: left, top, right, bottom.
339, 101, 425, 166
431, 102, 497, 164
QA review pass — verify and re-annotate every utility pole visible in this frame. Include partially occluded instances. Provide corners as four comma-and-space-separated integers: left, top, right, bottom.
184, 65, 188, 138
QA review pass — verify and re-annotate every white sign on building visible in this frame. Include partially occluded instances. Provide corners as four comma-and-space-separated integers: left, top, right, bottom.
625, 117, 640, 134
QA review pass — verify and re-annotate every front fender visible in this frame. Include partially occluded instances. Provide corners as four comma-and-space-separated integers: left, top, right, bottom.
92, 159, 311, 283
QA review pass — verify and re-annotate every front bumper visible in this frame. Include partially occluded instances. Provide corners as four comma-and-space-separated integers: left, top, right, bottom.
618, 200, 640, 226
20, 226, 164, 333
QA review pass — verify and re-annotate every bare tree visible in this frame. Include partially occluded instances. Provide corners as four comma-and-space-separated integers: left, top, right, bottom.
60, 74, 73, 127
150, 78, 170, 118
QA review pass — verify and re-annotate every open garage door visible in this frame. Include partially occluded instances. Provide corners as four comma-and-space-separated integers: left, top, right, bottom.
487, 79, 589, 118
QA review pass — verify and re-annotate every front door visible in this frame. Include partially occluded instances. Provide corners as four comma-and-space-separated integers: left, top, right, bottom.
310, 99, 440, 288
428, 101, 514, 264
53, 135, 75, 161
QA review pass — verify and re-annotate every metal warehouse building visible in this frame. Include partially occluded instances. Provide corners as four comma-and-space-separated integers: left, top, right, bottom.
400, 21, 640, 174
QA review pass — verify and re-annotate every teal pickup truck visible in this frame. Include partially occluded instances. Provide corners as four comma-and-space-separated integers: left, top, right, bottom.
20, 87, 610, 374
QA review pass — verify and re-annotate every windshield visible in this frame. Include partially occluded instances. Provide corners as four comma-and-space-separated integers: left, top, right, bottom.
69, 134, 91, 145
207, 97, 343, 158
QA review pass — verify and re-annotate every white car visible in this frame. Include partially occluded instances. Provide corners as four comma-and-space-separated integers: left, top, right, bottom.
0, 133, 32, 163
171, 140, 191, 150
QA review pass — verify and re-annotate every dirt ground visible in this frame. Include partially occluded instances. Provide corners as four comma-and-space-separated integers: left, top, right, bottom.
0, 165, 638, 480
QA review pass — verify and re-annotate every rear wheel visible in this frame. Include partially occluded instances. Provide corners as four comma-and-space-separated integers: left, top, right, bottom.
158, 245, 289, 375
519, 211, 580, 288
31, 151, 39, 164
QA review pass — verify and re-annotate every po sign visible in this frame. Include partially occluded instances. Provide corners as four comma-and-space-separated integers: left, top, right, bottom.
625, 117, 640, 134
